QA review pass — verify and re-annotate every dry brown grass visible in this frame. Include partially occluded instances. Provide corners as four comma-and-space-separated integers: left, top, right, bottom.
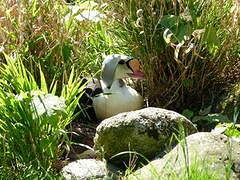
0, 0, 106, 92
106, 0, 240, 112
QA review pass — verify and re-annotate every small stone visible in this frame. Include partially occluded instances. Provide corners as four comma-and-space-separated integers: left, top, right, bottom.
62, 159, 107, 180
62, 159, 122, 180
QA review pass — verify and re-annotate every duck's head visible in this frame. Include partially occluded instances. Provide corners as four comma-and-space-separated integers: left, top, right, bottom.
101, 54, 145, 89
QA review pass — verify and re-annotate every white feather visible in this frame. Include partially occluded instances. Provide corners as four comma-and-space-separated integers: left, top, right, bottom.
93, 80, 143, 120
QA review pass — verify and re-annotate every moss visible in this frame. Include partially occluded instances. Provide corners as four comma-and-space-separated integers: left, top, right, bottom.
146, 126, 160, 140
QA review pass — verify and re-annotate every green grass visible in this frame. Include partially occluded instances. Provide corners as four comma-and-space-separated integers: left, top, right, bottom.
123, 152, 222, 180
165, 159, 220, 180
0, 54, 85, 179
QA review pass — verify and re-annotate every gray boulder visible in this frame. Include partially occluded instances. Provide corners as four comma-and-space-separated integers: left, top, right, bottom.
129, 132, 240, 179
94, 107, 197, 165
62, 159, 122, 180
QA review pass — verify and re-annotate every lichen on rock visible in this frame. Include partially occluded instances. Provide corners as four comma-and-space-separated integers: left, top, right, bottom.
94, 107, 197, 166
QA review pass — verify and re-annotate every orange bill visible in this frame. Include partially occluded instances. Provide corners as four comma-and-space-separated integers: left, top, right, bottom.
128, 59, 145, 79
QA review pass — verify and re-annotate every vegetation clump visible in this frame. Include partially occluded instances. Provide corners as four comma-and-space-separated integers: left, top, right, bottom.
106, 0, 240, 112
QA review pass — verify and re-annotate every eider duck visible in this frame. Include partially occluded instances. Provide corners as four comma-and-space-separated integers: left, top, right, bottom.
77, 54, 145, 122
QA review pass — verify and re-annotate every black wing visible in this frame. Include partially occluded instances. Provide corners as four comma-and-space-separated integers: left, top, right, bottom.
74, 77, 102, 123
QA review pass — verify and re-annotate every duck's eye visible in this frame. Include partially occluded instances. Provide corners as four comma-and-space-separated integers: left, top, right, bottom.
118, 60, 125, 64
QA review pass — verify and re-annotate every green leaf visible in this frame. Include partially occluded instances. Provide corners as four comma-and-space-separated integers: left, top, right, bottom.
50, 80, 58, 95
62, 40, 72, 62
192, 113, 229, 123
30, 0, 41, 18
217, 123, 240, 138
182, 79, 194, 88
39, 65, 48, 93
203, 26, 220, 54
182, 109, 194, 119
225, 127, 240, 138
160, 15, 192, 43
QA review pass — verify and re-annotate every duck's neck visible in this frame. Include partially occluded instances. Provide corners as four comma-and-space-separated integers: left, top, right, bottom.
101, 79, 126, 92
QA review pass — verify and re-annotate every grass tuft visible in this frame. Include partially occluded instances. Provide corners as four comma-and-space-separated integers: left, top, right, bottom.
0, 53, 85, 178
106, 0, 240, 112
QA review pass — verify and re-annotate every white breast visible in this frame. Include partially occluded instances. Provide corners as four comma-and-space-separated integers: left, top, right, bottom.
92, 85, 143, 121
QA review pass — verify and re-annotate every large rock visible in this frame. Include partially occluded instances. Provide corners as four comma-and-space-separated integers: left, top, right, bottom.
94, 107, 197, 165
129, 132, 240, 179
62, 159, 121, 180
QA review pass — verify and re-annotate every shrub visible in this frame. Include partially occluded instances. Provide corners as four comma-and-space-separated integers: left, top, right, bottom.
0, 54, 85, 178
106, 0, 240, 112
